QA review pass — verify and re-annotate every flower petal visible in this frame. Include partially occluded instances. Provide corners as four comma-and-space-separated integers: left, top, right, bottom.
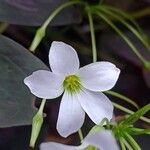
40, 142, 79, 150
78, 61, 120, 92
82, 130, 120, 150
78, 89, 113, 124
49, 41, 79, 76
24, 70, 64, 99
40, 131, 119, 150
57, 91, 85, 137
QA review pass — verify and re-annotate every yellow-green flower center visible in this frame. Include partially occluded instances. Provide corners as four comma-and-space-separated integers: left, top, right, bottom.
63, 75, 81, 94
86, 145, 97, 150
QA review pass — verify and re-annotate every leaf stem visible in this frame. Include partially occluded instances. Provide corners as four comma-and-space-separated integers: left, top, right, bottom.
119, 137, 126, 150
97, 6, 150, 53
113, 102, 150, 124
105, 90, 139, 109
95, 11, 147, 65
131, 128, 150, 135
87, 7, 97, 62
123, 139, 134, 150
96, 5, 142, 33
125, 133, 141, 150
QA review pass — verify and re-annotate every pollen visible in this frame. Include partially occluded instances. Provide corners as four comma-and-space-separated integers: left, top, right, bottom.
63, 75, 81, 94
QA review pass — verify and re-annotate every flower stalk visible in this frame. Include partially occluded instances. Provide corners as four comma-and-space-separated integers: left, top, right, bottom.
87, 7, 97, 62
29, 0, 83, 52
30, 99, 46, 148
78, 128, 84, 142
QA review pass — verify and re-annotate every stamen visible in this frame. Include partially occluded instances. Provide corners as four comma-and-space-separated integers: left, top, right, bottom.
63, 75, 81, 94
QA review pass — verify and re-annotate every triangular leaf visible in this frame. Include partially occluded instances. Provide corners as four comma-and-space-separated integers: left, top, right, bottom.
0, 0, 81, 26
0, 35, 49, 127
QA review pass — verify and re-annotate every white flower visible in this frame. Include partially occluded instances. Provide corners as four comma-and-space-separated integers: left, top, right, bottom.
24, 41, 120, 137
40, 130, 120, 150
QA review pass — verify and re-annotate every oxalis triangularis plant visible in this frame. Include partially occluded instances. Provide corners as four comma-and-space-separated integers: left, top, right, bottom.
0, 0, 150, 150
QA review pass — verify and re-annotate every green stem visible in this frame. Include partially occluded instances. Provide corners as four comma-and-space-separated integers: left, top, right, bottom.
95, 11, 147, 64
97, 5, 142, 33
38, 98, 46, 113
29, 0, 83, 52
78, 128, 84, 142
87, 7, 97, 62
125, 133, 141, 150
113, 102, 150, 124
97, 7, 150, 53
131, 128, 150, 135
30, 99, 46, 148
105, 90, 139, 109
119, 137, 126, 150
123, 139, 134, 150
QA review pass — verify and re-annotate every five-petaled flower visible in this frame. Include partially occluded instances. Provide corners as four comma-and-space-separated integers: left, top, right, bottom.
40, 130, 119, 150
24, 41, 120, 137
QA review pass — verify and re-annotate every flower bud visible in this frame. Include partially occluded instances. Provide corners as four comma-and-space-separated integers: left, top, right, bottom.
30, 111, 44, 148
